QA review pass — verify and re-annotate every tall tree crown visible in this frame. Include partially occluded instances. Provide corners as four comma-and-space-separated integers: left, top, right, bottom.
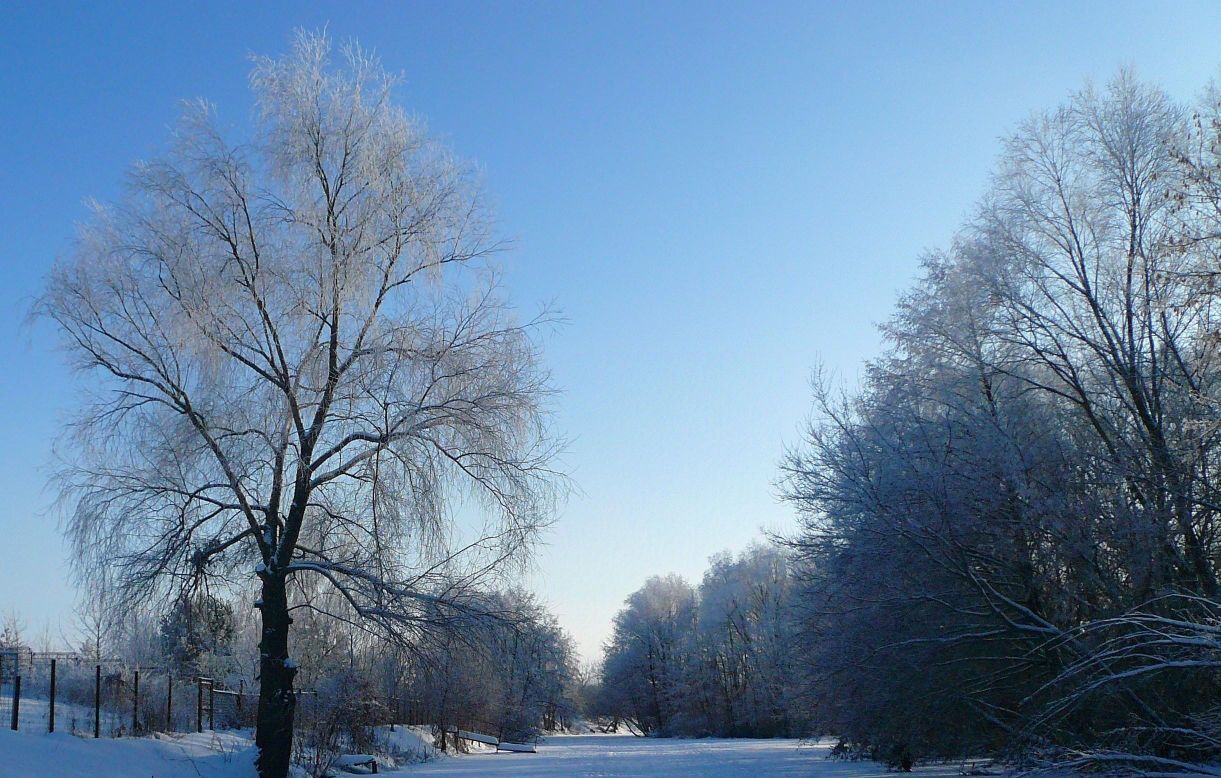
41, 29, 563, 642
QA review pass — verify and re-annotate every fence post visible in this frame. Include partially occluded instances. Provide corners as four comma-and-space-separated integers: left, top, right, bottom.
49, 659, 56, 733
196, 678, 203, 733
132, 670, 140, 733
94, 664, 101, 738
166, 678, 173, 732
9, 675, 20, 731
237, 680, 244, 719
208, 683, 215, 730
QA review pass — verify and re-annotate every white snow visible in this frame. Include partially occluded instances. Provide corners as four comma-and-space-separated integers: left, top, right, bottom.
452, 728, 497, 745
0, 728, 1001, 777
407, 734, 978, 777
373, 725, 438, 764
375, 724, 435, 754
331, 753, 379, 771
0, 728, 257, 778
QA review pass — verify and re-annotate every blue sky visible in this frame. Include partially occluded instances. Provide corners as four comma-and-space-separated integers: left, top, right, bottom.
2, 1, 1220, 659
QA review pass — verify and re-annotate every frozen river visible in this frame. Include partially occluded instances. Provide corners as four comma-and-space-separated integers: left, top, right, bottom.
0, 727, 979, 777
408, 733, 968, 777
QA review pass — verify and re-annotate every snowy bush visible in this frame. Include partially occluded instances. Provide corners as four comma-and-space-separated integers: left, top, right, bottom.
293, 670, 388, 777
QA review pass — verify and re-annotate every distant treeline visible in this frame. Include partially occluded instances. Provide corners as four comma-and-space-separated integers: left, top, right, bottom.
593, 544, 806, 738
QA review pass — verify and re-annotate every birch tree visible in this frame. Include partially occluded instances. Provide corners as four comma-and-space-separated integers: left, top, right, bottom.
40, 31, 562, 778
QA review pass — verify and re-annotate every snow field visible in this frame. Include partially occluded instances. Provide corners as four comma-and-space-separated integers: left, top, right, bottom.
0, 728, 259, 777
406, 734, 974, 777
0, 728, 994, 777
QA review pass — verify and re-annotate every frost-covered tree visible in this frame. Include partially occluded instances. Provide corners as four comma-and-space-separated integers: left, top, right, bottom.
39, 31, 562, 778
479, 590, 579, 738
315, 587, 578, 746
600, 575, 698, 735
693, 544, 800, 737
599, 550, 804, 738
73, 576, 125, 664
782, 72, 1221, 768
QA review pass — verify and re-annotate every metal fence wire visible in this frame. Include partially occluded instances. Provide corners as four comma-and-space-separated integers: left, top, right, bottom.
0, 653, 253, 737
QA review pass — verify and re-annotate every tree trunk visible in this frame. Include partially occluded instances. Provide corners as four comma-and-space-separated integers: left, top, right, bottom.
255, 573, 297, 778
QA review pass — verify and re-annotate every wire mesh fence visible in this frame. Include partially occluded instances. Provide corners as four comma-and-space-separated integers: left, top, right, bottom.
0, 653, 253, 737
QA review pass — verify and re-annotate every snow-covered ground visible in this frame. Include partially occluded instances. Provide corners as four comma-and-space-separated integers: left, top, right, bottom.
0, 728, 258, 777
409, 734, 970, 777
0, 693, 126, 737
0, 728, 984, 777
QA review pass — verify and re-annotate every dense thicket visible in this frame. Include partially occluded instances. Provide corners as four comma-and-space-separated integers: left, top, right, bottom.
388, 589, 581, 743
782, 74, 1221, 771
597, 544, 806, 737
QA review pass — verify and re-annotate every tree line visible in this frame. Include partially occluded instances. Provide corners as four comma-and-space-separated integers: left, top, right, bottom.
597, 72, 1221, 774
594, 544, 807, 738
781, 73, 1221, 772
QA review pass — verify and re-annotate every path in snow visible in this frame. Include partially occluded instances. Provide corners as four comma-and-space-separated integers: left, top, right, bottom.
409, 734, 968, 777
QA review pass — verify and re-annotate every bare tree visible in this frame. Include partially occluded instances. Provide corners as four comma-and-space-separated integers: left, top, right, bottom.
0, 610, 25, 648
780, 72, 1221, 767
39, 31, 563, 778
72, 583, 123, 664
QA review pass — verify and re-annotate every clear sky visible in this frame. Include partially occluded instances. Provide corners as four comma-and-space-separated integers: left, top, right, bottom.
2, 1, 1220, 661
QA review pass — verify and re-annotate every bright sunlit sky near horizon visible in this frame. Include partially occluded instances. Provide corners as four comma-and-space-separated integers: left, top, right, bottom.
2, 1, 1220, 662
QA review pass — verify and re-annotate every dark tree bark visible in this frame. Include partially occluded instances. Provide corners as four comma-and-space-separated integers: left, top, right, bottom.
255, 573, 297, 778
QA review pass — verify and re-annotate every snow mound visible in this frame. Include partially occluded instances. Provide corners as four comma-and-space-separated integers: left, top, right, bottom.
373, 723, 438, 762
